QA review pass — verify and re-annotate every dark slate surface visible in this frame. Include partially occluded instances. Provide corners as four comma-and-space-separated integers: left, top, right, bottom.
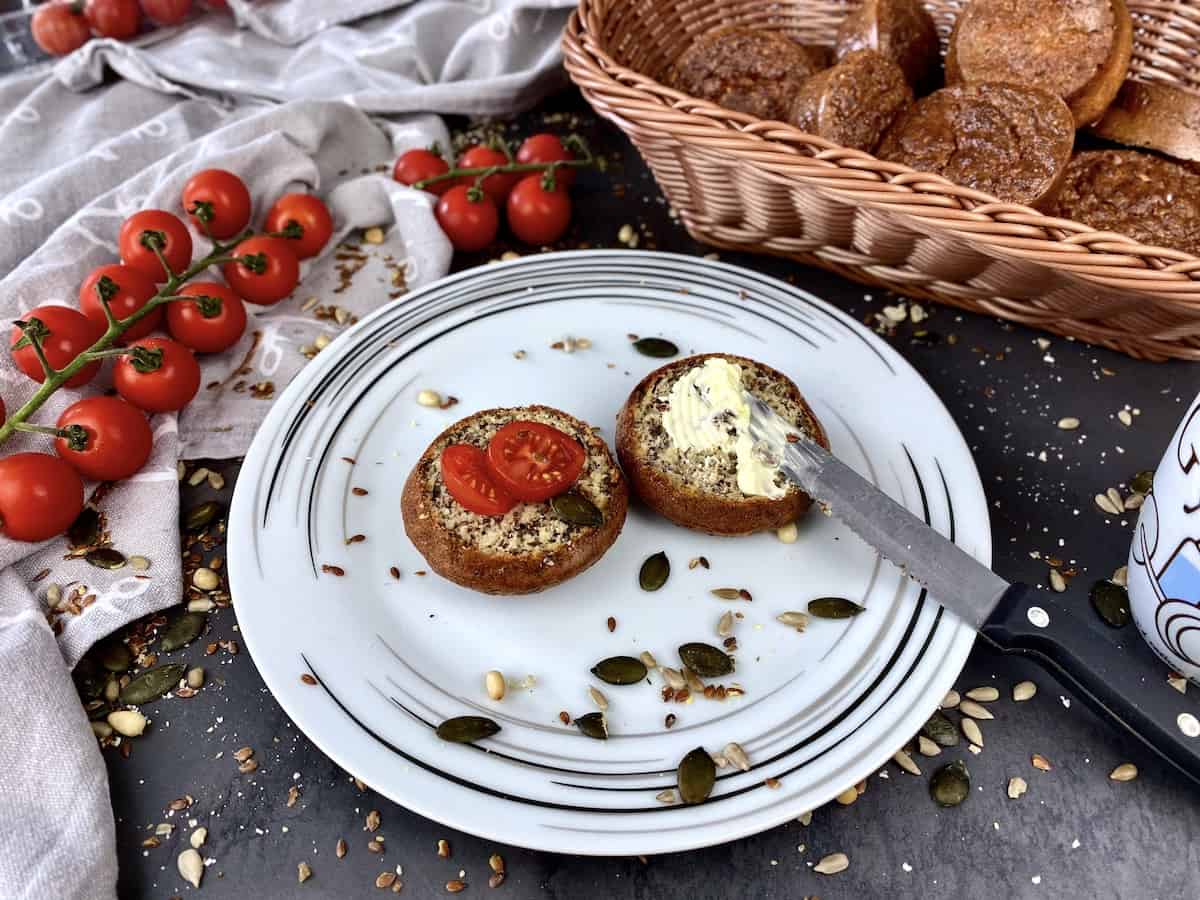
102, 90, 1200, 899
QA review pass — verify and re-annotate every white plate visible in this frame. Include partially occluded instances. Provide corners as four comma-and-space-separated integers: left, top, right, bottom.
229, 250, 985, 856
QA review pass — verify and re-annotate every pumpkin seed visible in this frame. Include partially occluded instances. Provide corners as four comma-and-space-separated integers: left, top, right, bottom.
677, 746, 716, 804
120, 664, 185, 705
435, 716, 500, 743
965, 687, 999, 702
958, 699, 993, 720
814, 853, 849, 875
808, 597, 865, 619
96, 639, 132, 673
184, 501, 221, 531
1007, 776, 1028, 799
86, 548, 126, 570
591, 655, 647, 685
639, 552, 669, 591
961, 717, 984, 747
1131, 469, 1154, 494
930, 760, 970, 807
1013, 680, 1037, 702
1090, 580, 1130, 628
159, 612, 206, 651
633, 337, 679, 358
678, 642, 733, 677
551, 493, 603, 527
920, 711, 959, 747
68, 507, 101, 549
575, 712, 608, 740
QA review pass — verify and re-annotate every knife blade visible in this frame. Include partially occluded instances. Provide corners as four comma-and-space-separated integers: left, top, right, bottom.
743, 393, 1009, 628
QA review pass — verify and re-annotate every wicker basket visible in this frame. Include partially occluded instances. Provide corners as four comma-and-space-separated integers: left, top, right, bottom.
562, 0, 1200, 361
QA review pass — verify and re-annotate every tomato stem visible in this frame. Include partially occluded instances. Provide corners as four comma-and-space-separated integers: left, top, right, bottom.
12, 421, 77, 444
412, 146, 597, 191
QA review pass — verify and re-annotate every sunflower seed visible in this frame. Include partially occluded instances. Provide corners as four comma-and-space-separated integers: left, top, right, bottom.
575, 712, 608, 740
190, 827, 207, 849
1125, 492, 1145, 510
86, 548, 126, 570
717, 611, 734, 637
489, 855, 505, 874
435, 716, 500, 743
639, 650, 658, 670
835, 785, 858, 805
941, 690, 960, 709
376, 872, 397, 889
551, 492, 603, 527
960, 717, 984, 746
178, 848, 204, 889
1090, 580, 1130, 628
684, 666, 704, 693
958, 699, 993, 720
107, 709, 147, 737
68, 507, 101, 548
655, 789, 677, 804
591, 655, 647, 685
1131, 469, 1155, 494
1169, 673, 1188, 694
633, 337, 679, 358
893, 749, 921, 775
775, 522, 799, 543
710, 588, 743, 601
776, 611, 810, 631
661, 667, 686, 690
233, 746, 254, 762
335, 839, 347, 859
1110, 763, 1138, 782
808, 597, 865, 619
485, 670, 505, 700
965, 687, 999, 702
814, 853, 849, 875
1112, 565, 1129, 586
120, 664, 185, 705
678, 643, 733, 677
1031, 753, 1052, 771
188, 467, 211, 487
1013, 680, 1037, 702
1094, 493, 1120, 515
1057, 417, 1080, 430
160, 612, 205, 651
930, 760, 970, 807
588, 686, 609, 711
1007, 776, 1028, 799
921, 711, 959, 747
639, 552, 670, 591
723, 742, 750, 772
677, 747, 716, 804
916, 735, 941, 757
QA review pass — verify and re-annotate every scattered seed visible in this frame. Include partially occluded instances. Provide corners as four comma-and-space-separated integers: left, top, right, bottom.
655, 789, 677, 804
207, 471, 226, 490
120, 664, 186, 705
1032, 754, 1052, 771
965, 687, 999, 702
1008, 776, 1028, 799
558, 711, 570, 725
489, 854, 505, 874
677, 747, 716, 804
1131, 470, 1155, 494
438, 839, 451, 858
187, 598, 215, 613
814, 853, 849, 875
808, 597, 865, 619
298, 861, 313, 884
301, 673, 318, 686
321, 564, 345, 576
661, 666, 686, 690
921, 711, 959, 747
363, 226, 385, 244
710, 588, 745, 601
68, 506, 102, 549
1110, 763, 1138, 782
678, 643, 733, 677
485, 670, 506, 701
436, 716, 501, 743
723, 742, 750, 772
336, 839, 347, 859
1090, 580, 1131, 628
893, 749, 921, 775
576, 711, 609, 740
1125, 493, 1145, 510
239, 758, 259, 774
1057, 417, 1080, 430
1049, 568, 1067, 592
416, 389, 443, 408
665, 713, 677, 728
960, 717, 984, 747
551, 492, 603, 527
776, 611, 809, 631
160, 612, 205, 651
287, 785, 300, 808
917, 735, 941, 757
930, 760, 970, 807
591, 655, 647, 685
633, 337, 678, 358
607, 616, 617, 633
128, 556, 151, 572
1112, 565, 1129, 587
1169, 673, 1188, 694
190, 827, 207, 849
1180, 713, 1200, 737
639, 552, 670, 591
86, 548, 126, 570
776, 522, 799, 544
188, 467, 211, 487
765, 777, 781, 789
488, 873, 505, 889
233, 746, 254, 762
353, 487, 369, 496
446, 880, 467, 893
639, 650, 658, 669
91, 721, 113, 740
107, 709, 147, 737
835, 785, 858, 805
377, 872, 398, 889
588, 686, 608, 711
97, 639, 132, 673
1107, 487, 1123, 510
1013, 680, 1037, 701
717, 611, 734, 637
941, 690, 960, 709
178, 848, 204, 889
958, 699, 993, 720
1094, 493, 1121, 515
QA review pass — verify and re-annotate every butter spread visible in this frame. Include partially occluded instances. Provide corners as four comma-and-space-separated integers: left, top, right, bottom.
661, 357, 785, 499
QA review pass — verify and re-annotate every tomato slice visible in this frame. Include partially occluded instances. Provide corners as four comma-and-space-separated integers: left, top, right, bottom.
485, 421, 585, 502
441, 444, 515, 516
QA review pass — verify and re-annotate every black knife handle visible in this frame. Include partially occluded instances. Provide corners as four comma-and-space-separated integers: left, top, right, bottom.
979, 582, 1200, 784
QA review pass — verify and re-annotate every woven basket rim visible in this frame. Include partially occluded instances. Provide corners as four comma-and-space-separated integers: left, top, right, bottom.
562, 4, 1200, 306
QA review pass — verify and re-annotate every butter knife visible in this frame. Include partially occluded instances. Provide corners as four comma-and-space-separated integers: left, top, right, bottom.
745, 393, 1200, 784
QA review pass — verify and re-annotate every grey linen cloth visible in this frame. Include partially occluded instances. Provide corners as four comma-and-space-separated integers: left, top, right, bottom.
0, 2, 573, 897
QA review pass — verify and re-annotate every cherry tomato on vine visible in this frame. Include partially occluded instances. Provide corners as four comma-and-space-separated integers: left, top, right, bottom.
516, 134, 576, 188
222, 235, 300, 305
167, 282, 246, 353
441, 444, 515, 516
119, 210, 193, 282
181, 169, 251, 240
435, 186, 498, 253
485, 420, 585, 502
9, 305, 103, 388
139, 0, 192, 25
264, 193, 333, 260
457, 145, 520, 206
78, 263, 161, 341
85, 0, 140, 39
393, 149, 451, 196
0, 453, 84, 543
506, 174, 572, 246
31, 3, 91, 56
114, 337, 201, 413
54, 395, 153, 482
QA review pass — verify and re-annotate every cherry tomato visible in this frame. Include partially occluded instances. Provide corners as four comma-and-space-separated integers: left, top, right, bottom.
9, 305, 103, 388
78, 263, 161, 341
113, 337, 200, 413
222, 236, 300, 305
0, 453, 84, 543
119, 210, 193, 282
181, 169, 251, 240
55, 395, 153, 482
506, 175, 572, 246
516, 134, 576, 188
441, 444, 515, 516
435, 186, 498, 253
264, 193, 333, 260
393, 149, 451, 196
139, 0, 192, 25
167, 282, 246, 353
31, 3, 91, 56
457, 145, 521, 206
85, 0, 140, 39
485, 421, 585, 502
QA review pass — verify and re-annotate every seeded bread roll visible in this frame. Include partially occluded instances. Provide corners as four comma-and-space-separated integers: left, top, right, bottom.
946, 0, 1133, 127
1090, 81, 1200, 163
668, 26, 828, 121
835, 0, 940, 90
790, 49, 913, 152
615, 354, 829, 536
401, 406, 628, 595
876, 82, 1076, 210
1049, 150, 1200, 256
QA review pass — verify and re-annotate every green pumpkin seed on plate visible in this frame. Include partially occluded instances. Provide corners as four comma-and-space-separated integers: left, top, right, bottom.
639, 552, 670, 591
632, 337, 679, 359
551, 493, 603, 527
575, 712, 608, 740
808, 597, 865, 619
119, 664, 186, 705
677, 746, 716, 804
436, 715, 501, 743
1090, 580, 1130, 628
929, 760, 970, 807
677, 642, 734, 677
590, 656, 647, 685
